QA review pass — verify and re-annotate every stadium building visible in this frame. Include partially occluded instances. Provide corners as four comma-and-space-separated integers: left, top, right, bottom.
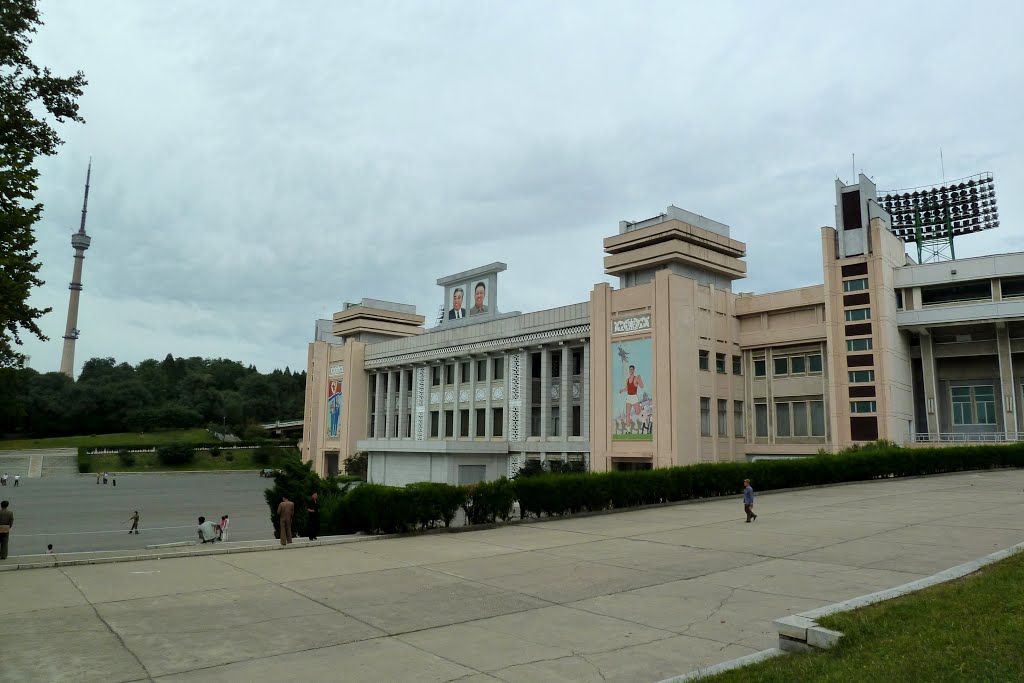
301, 173, 1015, 486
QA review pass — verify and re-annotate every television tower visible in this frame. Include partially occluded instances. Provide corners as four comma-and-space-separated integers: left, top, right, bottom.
59, 161, 93, 379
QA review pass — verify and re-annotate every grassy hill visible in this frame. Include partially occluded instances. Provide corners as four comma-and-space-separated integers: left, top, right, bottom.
0, 429, 215, 450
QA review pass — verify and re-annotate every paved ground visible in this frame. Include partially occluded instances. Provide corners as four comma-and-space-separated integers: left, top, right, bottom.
0, 473, 273, 555
2, 469, 1023, 683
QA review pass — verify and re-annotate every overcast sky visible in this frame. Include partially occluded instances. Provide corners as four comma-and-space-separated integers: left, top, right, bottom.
19, 0, 1024, 376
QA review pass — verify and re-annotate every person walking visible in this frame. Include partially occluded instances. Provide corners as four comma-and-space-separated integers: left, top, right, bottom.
277, 496, 294, 546
1, 472, 7, 486
218, 514, 229, 542
126, 511, 140, 534
103, 472, 108, 484
0, 501, 13, 560
13, 474, 19, 487
112, 474, 117, 487
743, 479, 757, 523
96, 472, 101, 485
307, 492, 320, 541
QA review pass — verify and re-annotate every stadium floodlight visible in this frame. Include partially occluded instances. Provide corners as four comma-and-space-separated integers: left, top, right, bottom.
878, 173, 999, 263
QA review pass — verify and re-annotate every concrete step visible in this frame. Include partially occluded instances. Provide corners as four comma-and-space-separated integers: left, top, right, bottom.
0, 448, 78, 479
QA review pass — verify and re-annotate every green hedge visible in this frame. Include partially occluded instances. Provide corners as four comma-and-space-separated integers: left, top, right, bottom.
292, 443, 1024, 537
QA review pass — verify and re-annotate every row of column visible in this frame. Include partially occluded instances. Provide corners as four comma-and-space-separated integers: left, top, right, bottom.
369, 343, 590, 440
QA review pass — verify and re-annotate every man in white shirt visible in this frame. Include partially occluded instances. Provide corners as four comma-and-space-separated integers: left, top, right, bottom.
447, 288, 466, 319
13, 475, 19, 487
196, 516, 218, 543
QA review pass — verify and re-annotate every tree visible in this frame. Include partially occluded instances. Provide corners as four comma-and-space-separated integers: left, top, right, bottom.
0, 1, 88, 367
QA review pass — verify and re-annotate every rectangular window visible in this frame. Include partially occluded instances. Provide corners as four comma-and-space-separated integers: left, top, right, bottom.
458, 465, 486, 486
732, 355, 742, 375
754, 359, 766, 377
850, 401, 877, 413
921, 280, 992, 306
405, 412, 412, 438
531, 352, 541, 379
841, 262, 868, 277
445, 364, 455, 384
792, 401, 808, 436
716, 353, 727, 374
843, 278, 869, 292
791, 356, 806, 374
493, 357, 504, 380
810, 400, 826, 436
774, 357, 789, 376
475, 408, 485, 437
460, 362, 470, 383
476, 359, 487, 382
700, 397, 711, 436
530, 406, 541, 436
430, 411, 439, 438
975, 385, 997, 425
572, 405, 582, 436
951, 387, 972, 425
808, 353, 823, 373
572, 350, 582, 376
699, 350, 710, 371
550, 407, 560, 436
849, 370, 875, 383
846, 338, 873, 352
444, 410, 454, 437
775, 403, 791, 437
431, 366, 440, 386
734, 400, 745, 437
550, 351, 561, 379
845, 308, 871, 322
755, 403, 768, 437
493, 407, 503, 437
718, 399, 729, 436
459, 409, 470, 437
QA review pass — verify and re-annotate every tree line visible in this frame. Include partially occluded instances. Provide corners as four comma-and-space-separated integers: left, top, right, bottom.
0, 354, 306, 438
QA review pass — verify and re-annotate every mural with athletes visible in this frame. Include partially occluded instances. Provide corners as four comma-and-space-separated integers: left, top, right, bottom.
611, 337, 653, 441
326, 378, 343, 438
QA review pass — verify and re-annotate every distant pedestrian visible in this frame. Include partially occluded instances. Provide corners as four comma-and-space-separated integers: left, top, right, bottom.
102, 472, 108, 484
218, 514, 229, 542
307, 492, 320, 541
112, 474, 117, 487
126, 511, 140, 534
0, 501, 13, 560
743, 479, 757, 523
13, 475, 19, 487
96, 472, 101, 485
1, 472, 7, 486
47, 544, 54, 554
277, 496, 294, 546
196, 516, 218, 543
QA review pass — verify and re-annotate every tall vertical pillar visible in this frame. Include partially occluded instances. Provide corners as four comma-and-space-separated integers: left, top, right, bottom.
582, 344, 591, 445
996, 323, 1016, 435
560, 345, 570, 440
397, 368, 408, 439
383, 370, 395, 438
485, 356, 494, 438
373, 372, 385, 438
920, 331, 940, 439
540, 349, 551, 439
469, 358, 478, 437
60, 162, 93, 379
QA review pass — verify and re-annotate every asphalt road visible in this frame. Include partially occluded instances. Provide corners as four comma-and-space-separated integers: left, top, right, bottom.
0, 473, 275, 556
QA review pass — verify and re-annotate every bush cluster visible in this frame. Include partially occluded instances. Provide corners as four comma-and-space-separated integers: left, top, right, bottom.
156, 443, 195, 466
265, 442, 1024, 538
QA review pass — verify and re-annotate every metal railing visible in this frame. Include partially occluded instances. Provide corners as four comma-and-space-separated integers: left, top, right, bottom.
913, 432, 1024, 443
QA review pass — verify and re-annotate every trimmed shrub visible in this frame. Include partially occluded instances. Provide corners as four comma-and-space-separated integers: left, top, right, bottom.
252, 444, 281, 466
463, 478, 516, 524
209, 446, 221, 458
77, 452, 91, 473
156, 443, 195, 466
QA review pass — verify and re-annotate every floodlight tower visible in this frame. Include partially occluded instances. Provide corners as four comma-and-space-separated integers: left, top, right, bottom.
59, 161, 93, 379
878, 173, 999, 263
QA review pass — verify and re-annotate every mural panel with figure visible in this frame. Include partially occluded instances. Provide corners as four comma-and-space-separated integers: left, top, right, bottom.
326, 378, 343, 438
611, 337, 653, 441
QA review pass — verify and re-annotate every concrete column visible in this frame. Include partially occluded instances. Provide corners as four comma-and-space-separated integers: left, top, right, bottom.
383, 370, 395, 438
469, 357, 478, 437
582, 343, 591, 442
397, 368, 408, 439
996, 323, 1016, 435
920, 331, 940, 439
540, 349, 551, 438
560, 345, 570, 439
373, 372, 384, 438
437, 363, 445, 439
454, 360, 463, 438
485, 356, 494, 438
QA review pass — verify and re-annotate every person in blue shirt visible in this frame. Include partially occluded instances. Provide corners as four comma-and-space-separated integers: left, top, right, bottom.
743, 479, 757, 523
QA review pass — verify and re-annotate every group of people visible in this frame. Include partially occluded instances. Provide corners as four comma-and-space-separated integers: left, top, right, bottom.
196, 514, 230, 543
1, 473, 19, 487
275, 492, 319, 546
96, 472, 116, 485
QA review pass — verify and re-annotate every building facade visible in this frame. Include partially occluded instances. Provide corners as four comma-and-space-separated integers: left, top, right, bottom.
301, 174, 1023, 485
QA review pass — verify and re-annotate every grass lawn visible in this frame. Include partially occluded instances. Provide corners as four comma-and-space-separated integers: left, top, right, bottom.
0, 429, 215, 450
704, 550, 1024, 682
83, 449, 273, 473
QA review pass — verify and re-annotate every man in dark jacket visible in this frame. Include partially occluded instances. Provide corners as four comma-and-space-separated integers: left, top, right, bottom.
0, 501, 13, 560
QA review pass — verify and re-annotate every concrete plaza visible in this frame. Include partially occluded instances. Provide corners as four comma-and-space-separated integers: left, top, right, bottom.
0, 473, 274, 555
2, 469, 1023, 682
